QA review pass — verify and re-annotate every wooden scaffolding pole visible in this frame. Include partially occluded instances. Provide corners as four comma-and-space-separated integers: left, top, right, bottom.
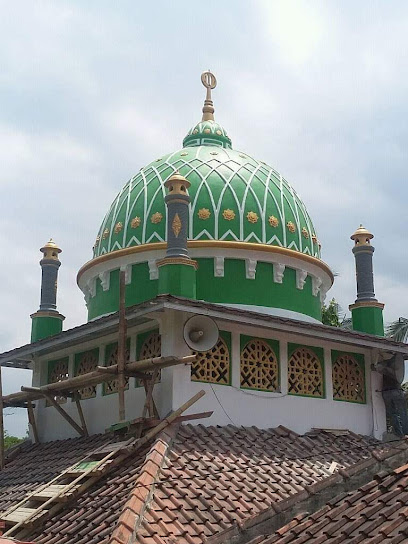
27, 400, 39, 444
0, 366, 4, 470
117, 270, 127, 422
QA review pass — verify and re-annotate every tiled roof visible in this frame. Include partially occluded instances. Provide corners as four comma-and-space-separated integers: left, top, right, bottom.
134, 425, 384, 543
251, 462, 408, 543
0, 425, 405, 544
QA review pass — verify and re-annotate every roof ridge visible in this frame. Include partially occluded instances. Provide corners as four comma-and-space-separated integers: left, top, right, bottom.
110, 423, 179, 544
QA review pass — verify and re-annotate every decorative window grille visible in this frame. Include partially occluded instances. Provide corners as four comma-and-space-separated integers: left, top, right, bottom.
332, 354, 365, 403
240, 339, 279, 391
288, 347, 324, 397
75, 350, 98, 400
48, 359, 69, 404
104, 343, 130, 395
191, 337, 230, 384
138, 332, 161, 384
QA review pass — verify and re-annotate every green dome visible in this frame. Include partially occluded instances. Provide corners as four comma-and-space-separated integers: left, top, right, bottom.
93, 130, 320, 259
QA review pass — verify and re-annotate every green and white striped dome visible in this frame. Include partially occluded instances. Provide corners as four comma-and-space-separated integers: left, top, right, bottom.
93, 121, 320, 259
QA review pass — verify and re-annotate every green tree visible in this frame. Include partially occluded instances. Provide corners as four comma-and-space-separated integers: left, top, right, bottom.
321, 298, 341, 327
4, 432, 24, 450
387, 317, 408, 343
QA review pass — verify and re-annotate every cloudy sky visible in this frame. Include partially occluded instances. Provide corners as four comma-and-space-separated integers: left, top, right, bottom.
1, 0, 408, 435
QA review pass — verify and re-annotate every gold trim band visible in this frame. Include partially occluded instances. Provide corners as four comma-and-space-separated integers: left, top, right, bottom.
156, 257, 199, 270
78, 241, 333, 283
349, 301, 385, 310
30, 311, 65, 320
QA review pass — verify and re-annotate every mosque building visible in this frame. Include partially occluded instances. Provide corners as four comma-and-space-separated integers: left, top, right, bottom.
0, 72, 407, 544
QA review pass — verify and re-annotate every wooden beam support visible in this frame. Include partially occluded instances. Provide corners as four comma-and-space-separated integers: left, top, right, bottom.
74, 394, 88, 437
43, 394, 85, 437
27, 401, 39, 444
117, 270, 127, 422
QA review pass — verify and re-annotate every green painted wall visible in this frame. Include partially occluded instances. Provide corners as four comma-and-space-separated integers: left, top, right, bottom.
31, 316, 63, 343
158, 263, 196, 298
87, 258, 322, 322
351, 306, 384, 336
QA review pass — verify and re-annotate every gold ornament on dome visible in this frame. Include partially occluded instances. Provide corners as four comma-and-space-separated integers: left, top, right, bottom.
222, 209, 235, 221
246, 211, 258, 224
216, 130, 222, 135
204, 128, 211, 133
286, 221, 296, 233
172, 213, 182, 237
131, 216, 141, 229
301, 227, 309, 239
151, 212, 163, 224
268, 215, 279, 228
95, 235, 100, 244
198, 208, 211, 220
312, 233, 318, 244
102, 228, 110, 240
114, 222, 123, 234
193, 129, 198, 134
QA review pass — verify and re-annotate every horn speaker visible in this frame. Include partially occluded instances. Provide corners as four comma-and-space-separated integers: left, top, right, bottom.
183, 315, 219, 352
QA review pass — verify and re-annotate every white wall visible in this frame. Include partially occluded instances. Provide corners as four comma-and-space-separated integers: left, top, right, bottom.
32, 313, 387, 442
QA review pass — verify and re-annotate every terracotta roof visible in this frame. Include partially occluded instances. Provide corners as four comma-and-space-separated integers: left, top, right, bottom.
0, 425, 406, 544
250, 462, 408, 543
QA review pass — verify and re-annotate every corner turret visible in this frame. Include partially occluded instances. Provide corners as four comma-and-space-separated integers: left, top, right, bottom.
349, 226, 384, 336
30, 239, 65, 342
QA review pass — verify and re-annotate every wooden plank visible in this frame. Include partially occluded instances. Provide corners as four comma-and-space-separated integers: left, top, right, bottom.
117, 270, 127, 422
2, 507, 39, 524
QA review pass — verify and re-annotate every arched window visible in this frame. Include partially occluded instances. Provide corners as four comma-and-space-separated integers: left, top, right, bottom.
332, 354, 365, 403
139, 332, 161, 384
104, 341, 130, 395
48, 358, 69, 405
288, 347, 324, 398
191, 336, 230, 384
75, 349, 99, 399
139, 332, 161, 360
240, 339, 279, 391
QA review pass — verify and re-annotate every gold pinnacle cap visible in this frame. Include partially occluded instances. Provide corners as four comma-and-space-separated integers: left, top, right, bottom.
201, 70, 217, 122
350, 224, 374, 241
40, 238, 62, 258
165, 170, 191, 191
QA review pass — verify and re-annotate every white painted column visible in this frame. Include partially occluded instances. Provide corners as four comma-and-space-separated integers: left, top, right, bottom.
231, 331, 240, 389
96, 345, 106, 398
159, 310, 191, 416
324, 347, 333, 400
279, 341, 288, 395
370, 350, 387, 439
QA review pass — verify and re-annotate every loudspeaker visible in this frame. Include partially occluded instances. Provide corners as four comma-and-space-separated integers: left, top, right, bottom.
183, 315, 219, 352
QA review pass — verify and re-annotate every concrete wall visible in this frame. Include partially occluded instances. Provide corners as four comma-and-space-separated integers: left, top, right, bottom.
32, 312, 387, 442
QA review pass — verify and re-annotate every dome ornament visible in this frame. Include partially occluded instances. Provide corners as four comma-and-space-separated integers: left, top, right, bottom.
201, 70, 217, 122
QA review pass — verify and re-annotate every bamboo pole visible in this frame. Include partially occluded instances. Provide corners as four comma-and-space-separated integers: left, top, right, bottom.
3, 355, 197, 406
0, 367, 4, 470
43, 394, 85, 436
27, 401, 39, 444
117, 270, 127, 422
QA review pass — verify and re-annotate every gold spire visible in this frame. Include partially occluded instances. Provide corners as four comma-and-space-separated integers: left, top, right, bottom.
201, 70, 217, 122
